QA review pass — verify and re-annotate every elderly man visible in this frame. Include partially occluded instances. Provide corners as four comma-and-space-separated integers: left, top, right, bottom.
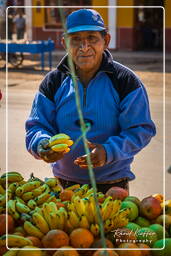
25, 9, 156, 193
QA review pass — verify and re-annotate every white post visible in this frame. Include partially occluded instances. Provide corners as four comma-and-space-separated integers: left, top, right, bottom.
108, 0, 117, 49
24, 0, 32, 40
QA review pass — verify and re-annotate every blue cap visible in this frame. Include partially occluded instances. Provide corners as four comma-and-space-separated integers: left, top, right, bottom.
66, 9, 105, 34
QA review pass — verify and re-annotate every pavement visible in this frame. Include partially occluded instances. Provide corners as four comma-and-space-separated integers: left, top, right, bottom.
0, 50, 170, 200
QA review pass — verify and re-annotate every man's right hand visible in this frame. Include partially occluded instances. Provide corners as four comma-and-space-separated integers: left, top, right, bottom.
37, 139, 65, 163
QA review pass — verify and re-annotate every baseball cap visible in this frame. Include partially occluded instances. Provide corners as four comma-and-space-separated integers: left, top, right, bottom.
66, 9, 106, 34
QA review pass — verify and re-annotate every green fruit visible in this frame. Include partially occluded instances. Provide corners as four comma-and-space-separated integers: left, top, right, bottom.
135, 216, 150, 227
152, 238, 171, 256
137, 227, 158, 247
126, 222, 141, 233
121, 201, 139, 221
149, 224, 164, 240
124, 196, 141, 208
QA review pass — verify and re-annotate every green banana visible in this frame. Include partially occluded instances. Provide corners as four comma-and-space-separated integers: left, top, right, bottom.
7, 200, 20, 220
0, 194, 6, 207
8, 182, 18, 193
0, 172, 24, 183
21, 180, 41, 192
48, 133, 70, 147
45, 177, 58, 187
0, 184, 5, 194
15, 186, 24, 197
27, 199, 37, 209
24, 221, 44, 239
35, 190, 50, 205
16, 201, 30, 213
32, 184, 47, 197
22, 191, 34, 201
0, 234, 33, 247
51, 143, 69, 152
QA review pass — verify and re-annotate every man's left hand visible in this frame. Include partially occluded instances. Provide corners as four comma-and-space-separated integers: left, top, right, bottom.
74, 141, 107, 168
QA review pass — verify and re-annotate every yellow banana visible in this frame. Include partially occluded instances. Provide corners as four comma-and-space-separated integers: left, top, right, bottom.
42, 203, 52, 227
52, 184, 62, 193
32, 184, 47, 197
48, 201, 58, 213
22, 191, 34, 201
48, 133, 70, 147
65, 139, 74, 146
0, 184, 5, 194
72, 196, 86, 217
21, 180, 41, 193
104, 218, 113, 233
24, 221, 44, 239
109, 200, 121, 219
64, 218, 75, 233
64, 147, 70, 153
48, 212, 59, 229
56, 212, 65, 230
27, 199, 37, 209
0, 234, 33, 247
35, 190, 50, 205
68, 210, 80, 228
66, 201, 76, 212
101, 200, 115, 221
32, 212, 49, 234
83, 187, 94, 197
33, 206, 44, 216
90, 223, 100, 237
79, 215, 90, 229
65, 184, 80, 191
82, 198, 95, 223
51, 143, 69, 152
45, 177, 58, 187
16, 201, 30, 214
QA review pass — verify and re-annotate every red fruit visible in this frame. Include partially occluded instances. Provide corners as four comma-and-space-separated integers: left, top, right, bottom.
105, 186, 128, 200
140, 196, 162, 220
0, 214, 14, 235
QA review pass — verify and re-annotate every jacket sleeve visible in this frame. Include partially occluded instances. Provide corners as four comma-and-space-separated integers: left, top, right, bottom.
25, 91, 58, 159
103, 84, 156, 164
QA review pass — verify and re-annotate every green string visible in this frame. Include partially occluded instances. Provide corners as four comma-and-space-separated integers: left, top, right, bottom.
57, 1, 108, 254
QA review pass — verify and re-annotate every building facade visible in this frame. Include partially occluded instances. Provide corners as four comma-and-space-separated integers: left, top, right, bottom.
3, 0, 171, 52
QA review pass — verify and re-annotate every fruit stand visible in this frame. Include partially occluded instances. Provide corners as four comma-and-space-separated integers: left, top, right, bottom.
0, 171, 171, 256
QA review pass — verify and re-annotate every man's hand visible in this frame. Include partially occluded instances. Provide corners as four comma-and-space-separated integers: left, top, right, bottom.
37, 139, 65, 163
74, 141, 107, 168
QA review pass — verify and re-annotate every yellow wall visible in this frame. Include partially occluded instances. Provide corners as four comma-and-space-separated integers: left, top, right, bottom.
117, 0, 134, 28
165, 0, 171, 28
32, 0, 45, 27
92, 0, 108, 26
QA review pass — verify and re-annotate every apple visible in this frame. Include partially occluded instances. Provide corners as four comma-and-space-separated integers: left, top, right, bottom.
149, 224, 164, 240
136, 227, 158, 247
139, 196, 162, 220
124, 196, 141, 209
135, 216, 150, 227
121, 201, 139, 221
155, 214, 171, 229
0, 214, 14, 235
105, 186, 128, 200
137, 243, 151, 256
126, 222, 141, 233
118, 243, 142, 256
152, 238, 171, 256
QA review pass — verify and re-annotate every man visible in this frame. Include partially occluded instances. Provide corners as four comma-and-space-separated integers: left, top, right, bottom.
25, 9, 156, 193
13, 13, 25, 40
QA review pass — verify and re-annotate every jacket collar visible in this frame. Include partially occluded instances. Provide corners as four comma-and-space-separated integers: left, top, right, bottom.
57, 49, 114, 74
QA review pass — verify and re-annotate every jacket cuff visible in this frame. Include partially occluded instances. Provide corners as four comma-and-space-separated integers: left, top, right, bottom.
102, 143, 114, 164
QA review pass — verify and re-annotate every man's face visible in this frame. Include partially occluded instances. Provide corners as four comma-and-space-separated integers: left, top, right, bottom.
63, 31, 110, 72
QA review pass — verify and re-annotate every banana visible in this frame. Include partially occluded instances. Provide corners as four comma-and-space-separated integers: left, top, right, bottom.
48, 201, 58, 213
104, 218, 113, 233
82, 198, 95, 223
22, 191, 34, 201
0, 194, 6, 207
68, 210, 80, 228
90, 223, 100, 237
52, 184, 62, 193
0, 234, 33, 247
15, 196, 26, 205
101, 200, 115, 221
66, 201, 76, 212
64, 218, 75, 233
0, 173, 24, 183
51, 143, 69, 152
65, 139, 74, 146
8, 182, 18, 193
33, 206, 44, 216
79, 214, 90, 229
45, 177, 58, 187
3, 250, 19, 256
83, 187, 94, 197
7, 200, 20, 220
65, 184, 80, 191
32, 212, 49, 234
0, 184, 5, 194
42, 203, 52, 227
109, 200, 121, 219
64, 147, 70, 153
56, 212, 65, 230
32, 184, 47, 197
72, 196, 86, 217
48, 133, 70, 147
46, 195, 58, 203
7, 189, 13, 200
27, 199, 37, 209
48, 212, 59, 229
24, 221, 44, 239
101, 196, 113, 209
15, 186, 24, 197
35, 190, 50, 205
16, 201, 30, 213
21, 180, 41, 192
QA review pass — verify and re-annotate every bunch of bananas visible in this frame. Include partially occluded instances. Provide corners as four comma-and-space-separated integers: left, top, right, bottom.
48, 133, 74, 153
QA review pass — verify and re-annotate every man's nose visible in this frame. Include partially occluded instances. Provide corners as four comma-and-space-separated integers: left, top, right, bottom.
79, 39, 90, 50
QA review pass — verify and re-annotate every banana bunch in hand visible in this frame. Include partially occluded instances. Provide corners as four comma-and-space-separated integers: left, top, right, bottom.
48, 133, 74, 153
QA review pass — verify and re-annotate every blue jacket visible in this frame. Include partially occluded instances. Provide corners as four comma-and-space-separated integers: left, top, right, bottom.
25, 50, 156, 183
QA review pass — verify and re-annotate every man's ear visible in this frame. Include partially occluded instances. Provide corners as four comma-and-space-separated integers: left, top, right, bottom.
61, 36, 66, 49
104, 33, 111, 49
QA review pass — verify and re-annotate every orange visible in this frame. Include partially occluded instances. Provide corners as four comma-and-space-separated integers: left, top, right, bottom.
70, 228, 94, 248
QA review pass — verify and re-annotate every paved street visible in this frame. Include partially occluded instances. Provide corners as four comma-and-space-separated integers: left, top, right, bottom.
0, 51, 170, 200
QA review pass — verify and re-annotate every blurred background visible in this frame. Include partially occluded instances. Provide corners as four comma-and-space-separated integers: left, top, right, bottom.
0, 0, 170, 199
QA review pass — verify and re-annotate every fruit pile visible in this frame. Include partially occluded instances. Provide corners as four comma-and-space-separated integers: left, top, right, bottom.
0, 171, 171, 256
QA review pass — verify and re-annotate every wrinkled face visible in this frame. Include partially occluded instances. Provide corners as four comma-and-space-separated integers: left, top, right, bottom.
62, 31, 110, 72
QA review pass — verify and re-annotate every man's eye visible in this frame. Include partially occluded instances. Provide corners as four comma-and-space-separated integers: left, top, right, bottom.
88, 36, 98, 42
